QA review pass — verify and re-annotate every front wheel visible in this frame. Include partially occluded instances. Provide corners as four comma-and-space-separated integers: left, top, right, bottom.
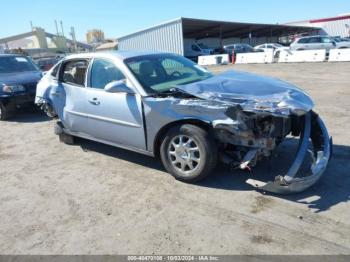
0, 103, 11, 121
160, 124, 218, 182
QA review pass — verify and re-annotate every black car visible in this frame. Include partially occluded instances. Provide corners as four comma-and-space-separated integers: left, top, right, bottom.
0, 54, 42, 120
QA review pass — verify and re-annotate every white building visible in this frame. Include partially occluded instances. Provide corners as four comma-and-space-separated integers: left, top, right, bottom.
286, 14, 350, 38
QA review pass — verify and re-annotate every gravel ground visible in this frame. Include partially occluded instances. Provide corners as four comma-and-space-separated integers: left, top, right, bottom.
0, 62, 349, 255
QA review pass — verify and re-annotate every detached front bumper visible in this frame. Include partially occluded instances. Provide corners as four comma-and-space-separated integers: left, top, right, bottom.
246, 111, 332, 194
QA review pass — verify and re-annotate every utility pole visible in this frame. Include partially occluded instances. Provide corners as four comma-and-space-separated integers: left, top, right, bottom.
60, 21, 65, 37
55, 20, 59, 36
70, 27, 77, 52
30, 21, 33, 31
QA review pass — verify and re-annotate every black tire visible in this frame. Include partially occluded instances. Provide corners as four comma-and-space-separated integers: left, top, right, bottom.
0, 103, 10, 121
160, 124, 218, 182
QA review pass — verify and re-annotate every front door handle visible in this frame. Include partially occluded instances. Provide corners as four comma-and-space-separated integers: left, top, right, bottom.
88, 98, 100, 105
51, 91, 60, 96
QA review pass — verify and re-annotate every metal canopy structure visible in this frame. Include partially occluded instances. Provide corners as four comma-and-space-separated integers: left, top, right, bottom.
181, 18, 320, 39
118, 17, 321, 56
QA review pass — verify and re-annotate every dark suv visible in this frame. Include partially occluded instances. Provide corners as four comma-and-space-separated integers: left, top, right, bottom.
0, 54, 42, 120
222, 44, 263, 61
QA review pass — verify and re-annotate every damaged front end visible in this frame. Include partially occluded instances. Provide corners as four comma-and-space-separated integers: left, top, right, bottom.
172, 70, 332, 194
245, 111, 331, 194
214, 109, 331, 194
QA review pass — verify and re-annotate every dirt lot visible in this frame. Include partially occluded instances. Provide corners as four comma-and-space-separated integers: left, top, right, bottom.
0, 62, 349, 255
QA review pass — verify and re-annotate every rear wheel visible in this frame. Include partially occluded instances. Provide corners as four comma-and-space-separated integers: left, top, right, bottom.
160, 124, 218, 182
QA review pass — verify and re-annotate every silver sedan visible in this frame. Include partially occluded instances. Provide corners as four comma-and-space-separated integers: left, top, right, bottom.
35, 51, 331, 194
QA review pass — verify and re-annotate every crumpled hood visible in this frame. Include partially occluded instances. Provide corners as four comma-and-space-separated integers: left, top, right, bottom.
176, 70, 314, 116
0, 71, 42, 86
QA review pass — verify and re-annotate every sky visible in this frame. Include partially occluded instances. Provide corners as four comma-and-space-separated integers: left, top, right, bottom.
0, 0, 349, 41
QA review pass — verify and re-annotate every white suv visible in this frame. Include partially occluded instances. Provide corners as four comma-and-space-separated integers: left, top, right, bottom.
290, 36, 350, 51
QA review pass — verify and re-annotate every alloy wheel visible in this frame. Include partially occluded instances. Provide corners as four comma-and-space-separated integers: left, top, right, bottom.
167, 135, 201, 175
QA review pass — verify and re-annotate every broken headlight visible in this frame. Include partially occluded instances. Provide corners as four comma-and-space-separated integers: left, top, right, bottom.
277, 100, 312, 116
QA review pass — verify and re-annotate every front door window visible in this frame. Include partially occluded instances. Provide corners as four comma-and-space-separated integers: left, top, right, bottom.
90, 59, 126, 89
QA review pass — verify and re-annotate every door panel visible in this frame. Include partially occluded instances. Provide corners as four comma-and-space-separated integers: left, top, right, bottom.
308, 37, 322, 50
61, 83, 89, 133
85, 58, 146, 150
53, 59, 90, 133
85, 89, 146, 149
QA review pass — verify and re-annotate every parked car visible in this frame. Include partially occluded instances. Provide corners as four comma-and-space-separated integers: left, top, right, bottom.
332, 37, 350, 43
290, 35, 350, 51
222, 44, 263, 61
183, 40, 214, 59
0, 54, 42, 120
254, 43, 289, 56
35, 51, 331, 194
35, 57, 61, 71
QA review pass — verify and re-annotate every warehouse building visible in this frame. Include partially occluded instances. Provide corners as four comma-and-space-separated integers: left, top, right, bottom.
118, 17, 319, 56
286, 14, 350, 38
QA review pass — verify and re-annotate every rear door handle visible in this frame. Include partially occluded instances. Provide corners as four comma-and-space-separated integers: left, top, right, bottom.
51, 91, 60, 96
88, 98, 100, 105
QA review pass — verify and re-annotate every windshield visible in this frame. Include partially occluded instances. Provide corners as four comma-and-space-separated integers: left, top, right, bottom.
0, 56, 39, 74
125, 54, 213, 93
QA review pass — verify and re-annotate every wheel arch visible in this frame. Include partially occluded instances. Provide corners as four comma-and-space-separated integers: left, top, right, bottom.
153, 118, 213, 158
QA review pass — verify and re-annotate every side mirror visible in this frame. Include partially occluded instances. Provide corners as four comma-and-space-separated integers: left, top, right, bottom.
332, 41, 337, 47
104, 80, 134, 94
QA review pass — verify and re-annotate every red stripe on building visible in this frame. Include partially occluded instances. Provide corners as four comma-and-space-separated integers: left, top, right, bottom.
310, 15, 350, 23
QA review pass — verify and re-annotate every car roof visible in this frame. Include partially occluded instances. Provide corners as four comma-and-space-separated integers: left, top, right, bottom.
298, 35, 327, 39
224, 43, 250, 47
0, 54, 26, 57
64, 50, 173, 61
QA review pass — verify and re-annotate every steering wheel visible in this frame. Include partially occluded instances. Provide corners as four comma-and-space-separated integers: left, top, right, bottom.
171, 71, 182, 77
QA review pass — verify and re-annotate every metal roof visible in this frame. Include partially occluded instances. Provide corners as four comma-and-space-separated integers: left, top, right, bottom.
180, 17, 319, 39
118, 17, 320, 41
117, 18, 182, 40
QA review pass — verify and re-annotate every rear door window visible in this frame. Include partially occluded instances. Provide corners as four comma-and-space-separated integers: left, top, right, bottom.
298, 38, 309, 44
234, 45, 243, 51
61, 59, 89, 87
308, 37, 321, 43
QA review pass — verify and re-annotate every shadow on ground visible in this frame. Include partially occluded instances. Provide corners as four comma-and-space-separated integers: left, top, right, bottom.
199, 142, 350, 213
6, 107, 50, 123
78, 138, 163, 172
74, 136, 349, 213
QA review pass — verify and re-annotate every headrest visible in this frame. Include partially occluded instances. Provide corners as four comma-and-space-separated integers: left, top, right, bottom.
139, 61, 155, 77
